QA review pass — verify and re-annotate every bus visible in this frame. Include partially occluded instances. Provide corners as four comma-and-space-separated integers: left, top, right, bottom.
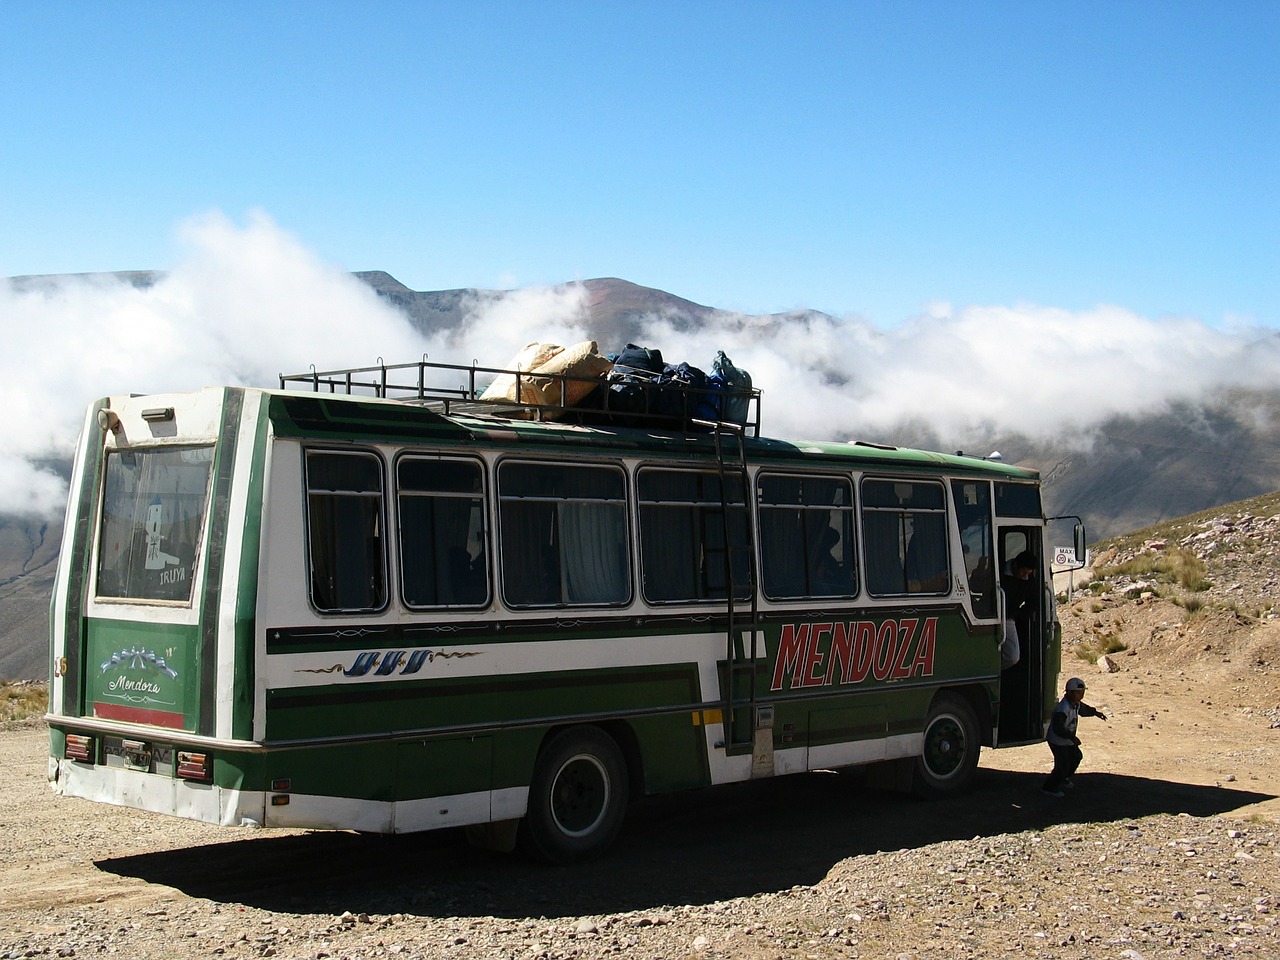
48, 356, 1084, 863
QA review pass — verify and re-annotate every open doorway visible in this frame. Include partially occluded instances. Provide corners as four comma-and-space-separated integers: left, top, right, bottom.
996, 525, 1047, 743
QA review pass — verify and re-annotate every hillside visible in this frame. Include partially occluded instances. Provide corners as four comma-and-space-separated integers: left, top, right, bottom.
347, 273, 1280, 541
1057, 488, 1280, 708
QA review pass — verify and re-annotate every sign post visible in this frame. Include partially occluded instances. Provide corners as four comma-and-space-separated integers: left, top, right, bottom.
1053, 545, 1079, 600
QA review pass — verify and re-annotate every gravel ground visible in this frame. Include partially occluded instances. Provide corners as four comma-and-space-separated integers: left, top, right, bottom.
3, 707, 1278, 960
6, 509, 1280, 960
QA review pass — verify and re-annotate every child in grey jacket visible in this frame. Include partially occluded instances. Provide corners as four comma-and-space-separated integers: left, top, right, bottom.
1043, 677, 1106, 797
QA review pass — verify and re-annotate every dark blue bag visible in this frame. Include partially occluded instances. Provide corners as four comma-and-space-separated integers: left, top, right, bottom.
614, 343, 664, 375
656, 362, 708, 421
604, 344, 665, 418
708, 350, 752, 423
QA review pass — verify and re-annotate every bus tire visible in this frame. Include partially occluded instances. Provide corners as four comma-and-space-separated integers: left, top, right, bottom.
520, 725, 629, 864
912, 693, 980, 798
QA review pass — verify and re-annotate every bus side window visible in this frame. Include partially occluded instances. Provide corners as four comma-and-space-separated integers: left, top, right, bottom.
497, 461, 630, 607
305, 450, 387, 613
758, 473, 857, 600
861, 479, 949, 597
398, 457, 489, 608
638, 468, 751, 603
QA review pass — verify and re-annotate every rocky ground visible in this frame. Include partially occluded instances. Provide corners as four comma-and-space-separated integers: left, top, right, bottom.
3, 497, 1280, 960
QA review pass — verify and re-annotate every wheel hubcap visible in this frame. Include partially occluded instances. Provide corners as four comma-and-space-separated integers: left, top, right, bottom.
550, 754, 610, 837
925, 715, 965, 778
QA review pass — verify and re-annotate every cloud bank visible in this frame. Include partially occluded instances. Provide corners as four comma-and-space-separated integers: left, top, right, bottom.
4, 211, 1278, 518
629, 303, 1280, 446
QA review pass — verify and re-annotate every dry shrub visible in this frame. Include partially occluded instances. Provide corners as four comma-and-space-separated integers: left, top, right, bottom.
1, 681, 48, 721
1097, 546, 1210, 592
1075, 629, 1127, 663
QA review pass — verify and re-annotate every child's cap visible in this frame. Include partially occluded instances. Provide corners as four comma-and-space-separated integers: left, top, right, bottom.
1066, 677, 1087, 692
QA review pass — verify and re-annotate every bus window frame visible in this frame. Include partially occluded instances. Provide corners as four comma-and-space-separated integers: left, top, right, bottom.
636, 464, 752, 606
394, 452, 491, 611
756, 469, 859, 602
859, 475, 952, 599
92, 442, 217, 609
303, 447, 390, 616
495, 457, 633, 610
952, 478, 999, 622
995, 481, 1043, 519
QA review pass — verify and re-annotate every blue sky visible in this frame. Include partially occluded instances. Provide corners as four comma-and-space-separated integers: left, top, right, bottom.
1, 1, 1277, 328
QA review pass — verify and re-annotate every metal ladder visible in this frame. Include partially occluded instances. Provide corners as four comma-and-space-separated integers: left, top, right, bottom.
711, 420, 761, 751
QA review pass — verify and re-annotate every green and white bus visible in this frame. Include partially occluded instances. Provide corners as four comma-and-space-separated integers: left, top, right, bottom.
48, 358, 1083, 862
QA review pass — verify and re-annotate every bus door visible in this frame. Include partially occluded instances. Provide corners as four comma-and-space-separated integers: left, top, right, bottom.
993, 482, 1051, 745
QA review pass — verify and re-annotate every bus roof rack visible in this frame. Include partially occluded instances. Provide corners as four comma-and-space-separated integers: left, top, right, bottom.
279, 356, 762, 437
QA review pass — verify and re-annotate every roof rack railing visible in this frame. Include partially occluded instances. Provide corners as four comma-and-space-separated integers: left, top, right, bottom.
279, 356, 762, 436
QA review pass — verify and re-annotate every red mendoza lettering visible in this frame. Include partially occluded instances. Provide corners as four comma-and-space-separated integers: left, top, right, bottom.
871, 620, 897, 681
848, 621, 876, 683
769, 617, 940, 691
803, 623, 832, 687
891, 618, 918, 679
771, 623, 810, 691
910, 617, 937, 677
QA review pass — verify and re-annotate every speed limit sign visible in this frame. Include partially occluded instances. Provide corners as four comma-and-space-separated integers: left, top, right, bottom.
1053, 545, 1076, 566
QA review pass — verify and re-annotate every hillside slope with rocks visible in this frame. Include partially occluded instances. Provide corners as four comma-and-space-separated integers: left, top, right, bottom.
3, 493, 1279, 959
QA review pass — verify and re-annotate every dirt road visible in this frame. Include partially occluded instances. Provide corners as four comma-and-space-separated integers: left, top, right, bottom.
4, 624, 1279, 960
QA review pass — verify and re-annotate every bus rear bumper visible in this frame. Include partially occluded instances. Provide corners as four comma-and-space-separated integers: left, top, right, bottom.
50, 756, 264, 828
49, 757, 531, 836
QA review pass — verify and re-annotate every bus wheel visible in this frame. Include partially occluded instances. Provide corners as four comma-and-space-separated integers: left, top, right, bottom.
520, 726, 629, 864
912, 694, 980, 798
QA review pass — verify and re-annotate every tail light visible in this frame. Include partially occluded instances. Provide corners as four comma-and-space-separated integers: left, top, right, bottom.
65, 734, 94, 762
177, 751, 211, 782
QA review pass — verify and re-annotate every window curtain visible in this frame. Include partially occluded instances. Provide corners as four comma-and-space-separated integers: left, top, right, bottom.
560, 502, 627, 603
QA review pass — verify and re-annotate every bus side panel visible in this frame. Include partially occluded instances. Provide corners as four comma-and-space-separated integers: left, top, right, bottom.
263, 663, 703, 743
760, 608, 995, 760
196, 388, 246, 738
628, 712, 709, 793
807, 700, 889, 767
226, 393, 270, 742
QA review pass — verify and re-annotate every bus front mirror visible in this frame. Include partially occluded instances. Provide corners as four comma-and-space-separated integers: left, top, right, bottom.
1074, 523, 1087, 565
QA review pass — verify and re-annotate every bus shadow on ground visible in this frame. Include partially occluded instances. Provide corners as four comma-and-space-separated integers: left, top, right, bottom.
96, 767, 1272, 919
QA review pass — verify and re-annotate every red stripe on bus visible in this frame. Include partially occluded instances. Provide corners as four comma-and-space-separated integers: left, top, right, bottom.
93, 703, 186, 729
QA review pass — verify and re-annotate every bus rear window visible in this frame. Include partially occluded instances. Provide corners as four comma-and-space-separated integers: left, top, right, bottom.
97, 446, 214, 603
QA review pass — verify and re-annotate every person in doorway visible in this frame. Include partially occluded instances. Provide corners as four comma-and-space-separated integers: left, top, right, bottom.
1001, 550, 1039, 619
999, 550, 1038, 668
1043, 677, 1107, 797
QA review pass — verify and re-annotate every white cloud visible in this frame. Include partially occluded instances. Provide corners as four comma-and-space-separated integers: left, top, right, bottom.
5, 214, 1278, 519
578, 301, 1280, 446
450, 284, 590, 362
0, 210, 429, 516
